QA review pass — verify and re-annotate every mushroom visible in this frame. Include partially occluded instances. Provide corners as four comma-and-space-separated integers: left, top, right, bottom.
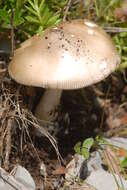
8, 19, 120, 123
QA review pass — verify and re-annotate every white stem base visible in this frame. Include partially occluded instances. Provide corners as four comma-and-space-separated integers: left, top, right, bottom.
35, 89, 62, 122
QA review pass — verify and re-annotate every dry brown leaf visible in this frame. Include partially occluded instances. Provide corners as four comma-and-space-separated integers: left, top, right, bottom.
52, 166, 67, 175
120, 113, 127, 125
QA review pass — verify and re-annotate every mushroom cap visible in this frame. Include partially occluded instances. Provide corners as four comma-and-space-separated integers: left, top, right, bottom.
8, 19, 120, 89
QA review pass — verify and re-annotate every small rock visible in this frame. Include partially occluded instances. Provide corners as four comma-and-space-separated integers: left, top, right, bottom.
40, 161, 47, 177
86, 169, 127, 190
0, 167, 32, 190
14, 165, 36, 190
65, 154, 88, 182
65, 151, 103, 183
87, 151, 103, 173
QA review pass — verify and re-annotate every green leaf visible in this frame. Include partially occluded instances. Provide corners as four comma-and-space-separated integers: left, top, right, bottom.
25, 15, 39, 24
95, 136, 108, 145
34, 0, 38, 5
120, 32, 127, 38
39, 2, 46, 15
14, 8, 24, 27
0, 9, 10, 28
121, 158, 127, 168
46, 14, 60, 27
74, 141, 81, 154
39, 0, 45, 11
25, 5, 38, 16
54, 18, 62, 25
40, 6, 51, 25
24, 0, 60, 35
16, 0, 24, 9
82, 138, 94, 150
81, 138, 94, 159
36, 25, 43, 35
34, 0, 39, 11
81, 148, 90, 159
0, 9, 10, 22
27, 0, 36, 10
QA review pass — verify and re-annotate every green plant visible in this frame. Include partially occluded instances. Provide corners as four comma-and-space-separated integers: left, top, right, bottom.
25, 0, 61, 35
94, 0, 122, 22
120, 157, 127, 179
74, 136, 108, 159
0, 0, 24, 28
0, 0, 61, 37
74, 138, 94, 159
114, 33, 127, 71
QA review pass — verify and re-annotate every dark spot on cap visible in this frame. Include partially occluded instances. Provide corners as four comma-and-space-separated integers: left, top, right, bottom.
60, 32, 64, 37
45, 36, 48, 40
65, 39, 71, 44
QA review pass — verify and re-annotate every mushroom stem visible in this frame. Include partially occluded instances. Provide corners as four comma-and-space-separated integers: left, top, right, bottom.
35, 89, 62, 122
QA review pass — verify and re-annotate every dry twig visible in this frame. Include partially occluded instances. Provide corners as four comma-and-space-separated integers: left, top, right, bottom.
4, 118, 13, 170
63, 0, 72, 22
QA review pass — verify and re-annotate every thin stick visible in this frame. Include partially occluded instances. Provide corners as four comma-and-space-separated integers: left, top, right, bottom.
4, 118, 12, 170
104, 26, 127, 33
10, 0, 16, 56
63, 0, 72, 22
99, 85, 111, 129
10, 9, 15, 56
